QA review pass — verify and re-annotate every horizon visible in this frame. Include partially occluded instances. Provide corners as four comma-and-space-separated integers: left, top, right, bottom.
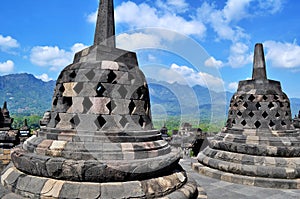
0, 0, 300, 98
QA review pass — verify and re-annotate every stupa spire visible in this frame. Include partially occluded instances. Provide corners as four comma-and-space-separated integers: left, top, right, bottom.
94, 0, 116, 47
252, 43, 267, 80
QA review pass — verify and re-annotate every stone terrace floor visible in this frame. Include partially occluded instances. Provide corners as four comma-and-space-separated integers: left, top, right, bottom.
180, 158, 300, 199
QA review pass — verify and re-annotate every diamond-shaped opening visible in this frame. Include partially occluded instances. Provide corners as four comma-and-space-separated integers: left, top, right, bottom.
107, 70, 117, 84
82, 97, 93, 113
262, 95, 268, 100
229, 110, 233, 115
268, 102, 274, 109
73, 82, 84, 94
55, 114, 61, 123
232, 119, 236, 124
256, 102, 261, 110
281, 121, 286, 126
248, 111, 254, 118
119, 116, 128, 128
269, 120, 275, 127
59, 84, 65, 93
96, 83, 106, 97
95, 115, 106, 129
237, 111, 243, 117
70, 115, 80, 128
63, 97, 73, 108
233, 103, 238, 107
248, 94, 255, 102
274, 95, 279, 100
118, 85, 127, 98
241, 120, 247, 126
128, 99, 136, 115
287, 103, 290, 108
285, 111, 289, 116
243, 102, 248, 108
239, 96, 244, 100
279, 102, 284, 108
275, 112, 280, 118
144, 101, 149, 113
53, 98, 58, 106
254, 121, 261, 128
106, 101, 112, 114
262, 111, 268, 118
139, 116, 145, 127
85, 70, 95, 80
69, 71, 77, 79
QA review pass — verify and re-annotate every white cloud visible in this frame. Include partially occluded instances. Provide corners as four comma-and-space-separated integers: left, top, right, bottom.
0, 60, 14, 73
0, 34, 19, 51
152, 63, 224, 91
87, 11, 97, 23
30, 43, 87, 71
264, 40, 300, 68
35, 73, 53, 82
117, 32, 163, 51
228, 82, 239, 91
115, 1, 206, 36
156, 0, 188, 13
205, 57, 224, 68
228, 42, 252, 67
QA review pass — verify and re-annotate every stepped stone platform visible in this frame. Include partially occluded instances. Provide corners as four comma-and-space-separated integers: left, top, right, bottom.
0, 0, 204, 198
193, 43, 300, 189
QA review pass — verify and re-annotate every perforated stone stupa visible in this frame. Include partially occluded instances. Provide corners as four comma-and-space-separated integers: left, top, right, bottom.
1, 1, 203, 198
193, 43, 300, 189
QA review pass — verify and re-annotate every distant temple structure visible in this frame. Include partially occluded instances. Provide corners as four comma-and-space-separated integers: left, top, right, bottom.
0, 102, 19, 171
193, 43, 300, 189
0, 0, 205, 198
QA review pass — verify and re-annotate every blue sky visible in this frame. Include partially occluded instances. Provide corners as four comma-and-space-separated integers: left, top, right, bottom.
1, 0, 300, 98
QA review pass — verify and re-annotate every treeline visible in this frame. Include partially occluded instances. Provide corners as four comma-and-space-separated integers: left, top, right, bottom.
11, 114, 42, 130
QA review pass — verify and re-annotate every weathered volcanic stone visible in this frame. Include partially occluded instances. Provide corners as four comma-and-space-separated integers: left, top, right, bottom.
194, 43, 300, 189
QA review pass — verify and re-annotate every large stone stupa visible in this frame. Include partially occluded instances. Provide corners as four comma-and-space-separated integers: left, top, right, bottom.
193, 43, 300, 189
1, 1, 203, 198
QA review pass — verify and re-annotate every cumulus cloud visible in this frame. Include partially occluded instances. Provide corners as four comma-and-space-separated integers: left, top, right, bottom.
150, 63, 224, 91
264, 40, 300, 68
228, 82, 239, 91
117, 32, 163, 51
35, 73, 53, 82
0, 60, 14, 73
156, 0, 189, 13
205, 57, 224, 68
115, 1, 206, 37
0, 34, 19, 52
228, 42, 252, 67
30, 43, 87, 71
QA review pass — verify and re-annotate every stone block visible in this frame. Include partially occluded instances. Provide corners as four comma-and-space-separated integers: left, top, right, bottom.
101, 60, 119, 70
78, 183, 101, 198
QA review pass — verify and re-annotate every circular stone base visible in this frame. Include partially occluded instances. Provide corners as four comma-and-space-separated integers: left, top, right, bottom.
192, 162, 300, 189
1, 165, 203, 199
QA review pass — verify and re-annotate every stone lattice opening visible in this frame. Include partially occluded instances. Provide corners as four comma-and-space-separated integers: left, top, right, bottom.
269, 120, 275, 127
268, 102, 274, 109
237, 111, 242, 117
139, 116, 145, 127
128, 100, 136, 115
262, 111, 268, 118
106, 101, 112, 114
254, 121, 261, 128
96, 115, 106, 128
232, 119, 236, 124
241, 120, 247, 126
279, 102, 284, 108
69, 71, 77, 79
275, 112, 280, 118
248, 111, 254, 118
248, 94, 255, 102
263, 95, 268, 101
256, 102, 261, 110
274, 95, 279, 100
281, 121, 286, 126
107, 70, 117, 84
233, 103, 238, 107
63, 97, 73, 109
82, 97, 93, 113
96, 83, 106, 97
243, 102, 248, 108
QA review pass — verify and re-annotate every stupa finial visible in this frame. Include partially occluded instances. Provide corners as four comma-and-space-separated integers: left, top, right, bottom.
252, 43, 267, 80
94, 0, 116, 47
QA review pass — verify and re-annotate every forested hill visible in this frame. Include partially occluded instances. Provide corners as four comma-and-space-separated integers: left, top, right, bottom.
0, 73, 55, 115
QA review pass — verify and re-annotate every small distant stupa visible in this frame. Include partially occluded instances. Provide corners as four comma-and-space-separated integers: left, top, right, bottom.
1, 1, 204, 198
193, 43, 300, 189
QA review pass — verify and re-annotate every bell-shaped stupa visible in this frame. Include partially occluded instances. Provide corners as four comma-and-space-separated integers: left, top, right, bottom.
193, 43, 300, 189
1, 1, 203, 198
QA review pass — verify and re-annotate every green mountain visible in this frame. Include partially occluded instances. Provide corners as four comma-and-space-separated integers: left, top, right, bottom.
0, 73, 55, 115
